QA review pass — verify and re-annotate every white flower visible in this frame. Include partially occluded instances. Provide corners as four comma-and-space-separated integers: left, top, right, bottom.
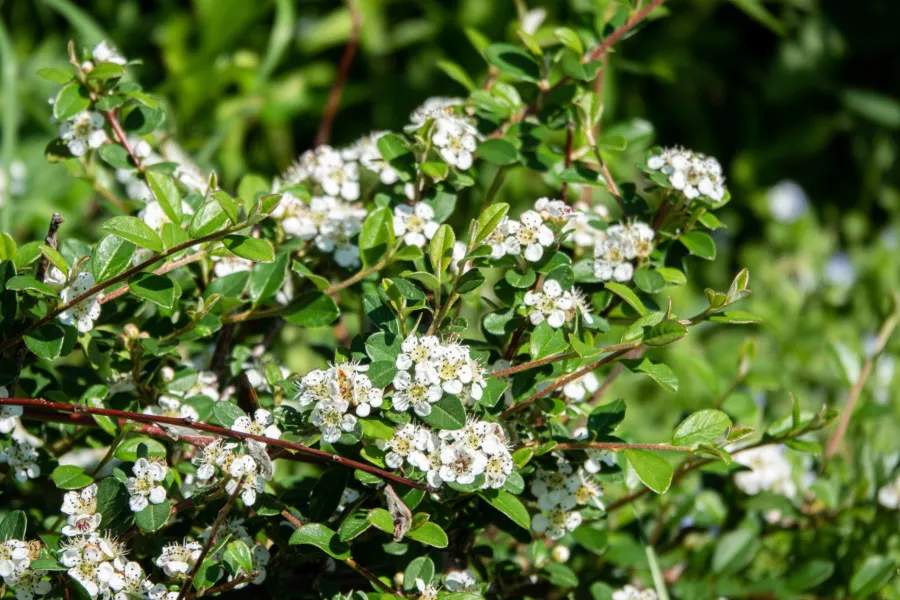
382, 424, 427, 470
432, 117, 478, 170
92, 41, 127, 65
534, 197, 579, 224
233, 409, 282, 443
594, 225, 635, 283
409, 97, 465, 127
126, 457, 169, 512
408, 434, 444, 488
212, 254, 253, 278
155, 540, 203, 578
565, 470, 604, 508
767, 180, 808, 223
0, 386, 23, 435
612, 585, 658, 600
192, 439, 238, 482
523, 279, 574, 328
531, 507, 582, 540
877, 475, 900, 509
144, 395, 200, 422
563, 201, 609, 248
353, 131, 399, 184
0, 440, 41, 482
0, 539, 32, 579
296, 362, 384, 418
444, 569, 477, 592
7, 565, 53, 600
483, 216, 515, 260
59, 111, 107, 157
58, 272, 101, 332
483, 448, 513, 489
284, 146, 359, 201
224, 456, 266, 506
733, 445, 796, 499
60, 484, 102, 537
393, 203, 440, 248
505, 210, 555, 262
310, 399, 357, 443
415, 578, 440, 600
562, 372, 600, 402
438, 444, 487, 485
392, 370, 443, 417
647, 146, 726, 202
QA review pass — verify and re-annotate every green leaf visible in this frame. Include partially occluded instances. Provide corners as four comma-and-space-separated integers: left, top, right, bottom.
633, 268, 665, 294
479, 489, 530, 530
54, 83, 91, 120
436, 59, 475, 91
146, 172, 183, 224
709, 311, 763, 325
249, 254, 288, 306
193, 559, 223, 592
420, 395, 466, 431
0, 511, 26, 540
484, 43, 540, 82
51, 465, 94, 490
712, 528, 758, 574
365, 331, 402, 362
222, 235, 274, 263
626, 358, 678, 392
92, 235, 136, 282
729, 0, 785, 36
788, 560, 834, 591
475, 203, 509, 243
359, 206, 395, 268
406, 522, 449, 548
283, 292, 340, 327
850, 555, 895, 596
289, 523, 351, 559
213, 402, 246, 428
367, 361, 397, 388
403, 556, 436, 591
455, 268, 486, 294
476, 139, 519, 165
587, 399, 626, 437
37, 67, 74, 84
644, 320, 688, 346
128, 273, 180, 309
213, 190, 241, 225
429, 224, 455, 275
625, 450, 673, 494
96, 478, 131, 534
114, 437, 166, 462
102, 216, 163, 252
6, 275, 58, 297
672, 409, 732, 447
223, 540, 253, 575
189, 201, 228, 238
135, 501, 171, 532
544, 563, 579, 587
308, 468, 349, 522
554, 27, 584, 54
40, 245, 68, 277
24, 323, 66, 360
679, 231, 717, 260
338, 512, 372, 542
0, 233, 16, 262
529, 322, 568, 360
604, 282, 648, 316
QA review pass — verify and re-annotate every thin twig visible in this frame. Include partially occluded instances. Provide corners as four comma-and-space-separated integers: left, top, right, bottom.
499, 346, 639, 419
0, 397, 425, 489
176, 476, 245, 600
315, 0, 361, 147
0, 225, 242, 354
825, 301, 900, 457
103, 110, 144, 173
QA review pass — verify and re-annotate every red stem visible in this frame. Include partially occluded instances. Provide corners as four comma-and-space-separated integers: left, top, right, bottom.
314, 0, 361, 147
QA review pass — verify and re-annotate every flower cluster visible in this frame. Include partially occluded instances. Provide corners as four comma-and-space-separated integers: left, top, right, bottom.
191, 438, 268, 506
283, 145, 360, 201
613, 585, 659, 600
350, 131, 400, 185
732, 446, 797, 499
381, 419, 512, 490
0, 386, 23, 434
409, 97, 465, 127
432, 116, 479, 170
0, 538, 51, 600
58, 272, 102, 333
485, 206, 557, 263
523, 279, 593, 328
126, 457, 169, 512
0, 439, 41, 483
530, 460, 603, 540
593, 221, 655, 282
270, 193, 366, 268
393, 202, 440, 248
155, 540, 202, 578
296, 362, 384, 442
59, 111, 107, 157
392, 335, 487, 414
647, 146, 726, 202
563, 201, 609, 247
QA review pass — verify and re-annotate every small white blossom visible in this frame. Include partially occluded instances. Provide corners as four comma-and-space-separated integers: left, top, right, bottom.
126, 457, 169, 512
284, 145, 359, 201
612, 585, 658, 600
415, 578, 440, 600
382, 424, 427, 470
877, 475, 900, 509
563, 201, 609, 248
144, 395, 200, 422
444, 569, 477, 592
531, 507, 582, 540
0, 386, 23, 435
155, 540, 203, 578
767, 180, 808, 223
233, 409, 282, 444
352, 131, 399, 184
58, 272, 101, 332
0, 440, 40, 482
310, 399, 357, 443
523, 279, 573, 328
212, 254, 253, 278
562, 372, 600, 402
647, 146, 725, 202
393, 203, 440, 248
733, 445, 797, 499
60, 484, 102, 537
438, 444, 487, 485
409, 97, 465, 127
432, 117, 478, 170
59, 111, 107, 157
505, 210, 555, 262
534, 197, 580, 224
92, 41, 127, 65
